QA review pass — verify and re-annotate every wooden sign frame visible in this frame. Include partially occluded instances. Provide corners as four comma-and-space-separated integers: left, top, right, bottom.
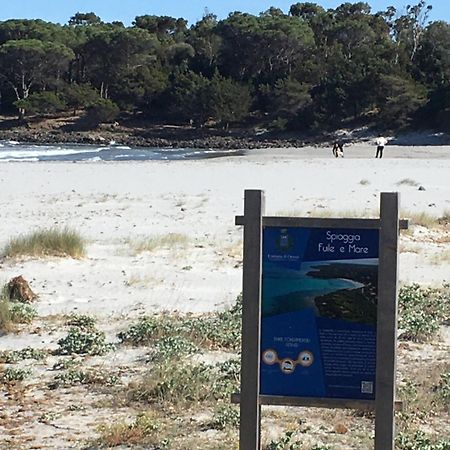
234, 190, 406, 450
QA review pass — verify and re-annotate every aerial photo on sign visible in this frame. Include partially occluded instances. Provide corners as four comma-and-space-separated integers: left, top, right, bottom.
261, 226, 379, 400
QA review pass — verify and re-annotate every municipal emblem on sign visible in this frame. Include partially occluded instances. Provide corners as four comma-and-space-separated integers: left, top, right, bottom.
276, 228, 293, 252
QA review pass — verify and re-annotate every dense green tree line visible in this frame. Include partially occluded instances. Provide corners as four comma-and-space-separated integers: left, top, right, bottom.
0, 1, 449, 131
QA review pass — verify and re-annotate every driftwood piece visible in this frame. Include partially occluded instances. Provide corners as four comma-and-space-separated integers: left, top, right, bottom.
7, 276, 37, 303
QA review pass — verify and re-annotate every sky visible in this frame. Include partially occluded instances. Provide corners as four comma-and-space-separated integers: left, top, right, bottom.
0, 0, 448, 26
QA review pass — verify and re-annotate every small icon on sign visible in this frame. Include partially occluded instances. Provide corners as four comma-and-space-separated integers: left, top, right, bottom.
280, 358, 295, 374
276, 229, 293, 252
297, 351, 314, 367
262, 349, 278, 365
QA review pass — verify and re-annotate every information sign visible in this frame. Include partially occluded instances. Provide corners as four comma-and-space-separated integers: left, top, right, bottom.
261, 227, 379, 399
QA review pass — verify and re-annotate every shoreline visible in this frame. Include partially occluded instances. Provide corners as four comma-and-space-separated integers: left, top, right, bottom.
2, 116, 450, 151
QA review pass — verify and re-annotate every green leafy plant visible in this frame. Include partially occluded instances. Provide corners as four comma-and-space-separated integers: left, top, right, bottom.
1, 367, 31, 383
118, 294, 242, 351
0, 347, 46, 363
265, 431, 301, 450
118, 315, 180, 345
56, 327, 113, 356
65, 314, 97, 330
148, 335, 198, 362
52, 357, 80, 371
396, 430, 450, 450
398, 284, 449, 342
9, 302, 38, 324
49, 368, 119, 389
129, 358, 240, 406
434, 372, 450, 411
210, 404, 239, 430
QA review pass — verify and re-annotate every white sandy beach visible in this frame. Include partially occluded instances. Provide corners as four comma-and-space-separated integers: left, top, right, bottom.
0, 144, 449, 327
0, 143, 449, 449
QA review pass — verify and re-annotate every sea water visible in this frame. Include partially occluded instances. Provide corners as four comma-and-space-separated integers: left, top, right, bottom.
0, 141, 245, 162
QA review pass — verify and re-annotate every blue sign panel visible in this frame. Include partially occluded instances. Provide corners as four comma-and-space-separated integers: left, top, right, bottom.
260, 227, 379, 400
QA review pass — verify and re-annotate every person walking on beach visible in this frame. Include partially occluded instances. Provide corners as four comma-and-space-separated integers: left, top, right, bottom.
375, 136, 387, 158
332, 139, 344, 157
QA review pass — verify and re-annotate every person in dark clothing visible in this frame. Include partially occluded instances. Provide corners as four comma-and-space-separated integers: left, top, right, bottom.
332, 140, 344, 157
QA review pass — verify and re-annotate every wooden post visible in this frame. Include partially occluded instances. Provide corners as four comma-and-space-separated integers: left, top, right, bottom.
375, 192, 400, 450
239, 190, 265, 450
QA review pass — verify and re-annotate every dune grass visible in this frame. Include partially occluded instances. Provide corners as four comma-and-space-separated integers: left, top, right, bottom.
131, 233, 189, 254
1, 227, 85, 259
396, 178, 421, 187
400, 211, 440, 229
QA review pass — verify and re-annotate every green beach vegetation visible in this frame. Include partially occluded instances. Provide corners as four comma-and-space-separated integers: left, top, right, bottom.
1, 227, 85, 259
0, 1, 448, 134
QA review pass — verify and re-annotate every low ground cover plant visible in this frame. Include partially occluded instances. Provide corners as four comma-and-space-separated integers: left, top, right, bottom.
56, 326, 113, 356
1, 227, 85, 258
0, 298, 37, 333
65, 313, 97, 330
96, 412, 162, 448
398, 284, 449, 342
118, 294, 242, 351
397, 431, 450, 450
209, 404, 239, 430
0, 347, 47, 363
128, 358, 240, 406
0, 367, 31, 383
49, 368, 119, 389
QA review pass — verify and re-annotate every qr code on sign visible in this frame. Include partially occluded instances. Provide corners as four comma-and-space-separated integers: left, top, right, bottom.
361, 381, 373, 394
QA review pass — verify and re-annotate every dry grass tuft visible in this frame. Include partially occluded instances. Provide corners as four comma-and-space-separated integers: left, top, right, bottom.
396, 178, 420, 187
131, 233, 189, 254
1, 227, 85, 259
430, 249, 450, 265
97, 412, 161, 447
401, 211, 440, 229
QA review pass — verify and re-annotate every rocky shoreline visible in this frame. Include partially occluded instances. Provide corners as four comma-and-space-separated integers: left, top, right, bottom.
0, 119, 331, 149
1, 118, 449, 149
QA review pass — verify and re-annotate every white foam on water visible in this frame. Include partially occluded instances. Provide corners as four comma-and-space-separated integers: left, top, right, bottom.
0, 146, 102, 160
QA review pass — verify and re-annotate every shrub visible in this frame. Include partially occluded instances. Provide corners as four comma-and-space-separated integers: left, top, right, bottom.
129, 358, 240, 406
65, 314, 97, 330
434, 372, 450, 411
118, 315, 181, 345
0, 294, 37, 333
49, 368, 119, 389
1, 367, 31, 383
265, 431, 301, 450
0, 347, 46, 363
56, 327, 113, 356
85, 98, 119, 126
210, 404, 239, 430
14, 91, 67, 116
2, 227, 85, 259
396, 431, 450, 450
189, 294, 242, 350
52, 357, 80, 371
148, 335, 198, 362
398, 284, 449, 342
9, 303, 38, 323
97, 413, 160, 447
118, 294, 242, 351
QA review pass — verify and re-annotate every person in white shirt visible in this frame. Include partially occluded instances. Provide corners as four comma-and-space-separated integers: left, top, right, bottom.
375, 136, 387, 158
